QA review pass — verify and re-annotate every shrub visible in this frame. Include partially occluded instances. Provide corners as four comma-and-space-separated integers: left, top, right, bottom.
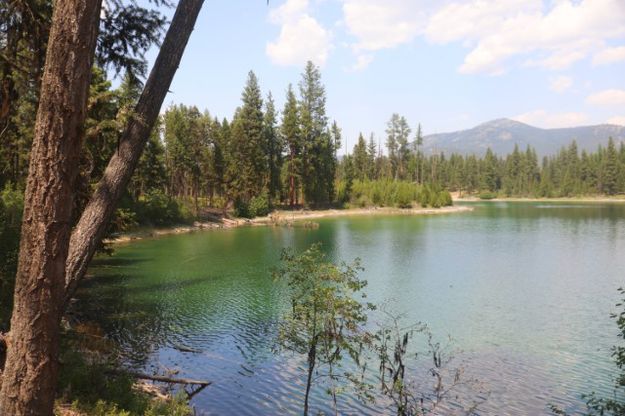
478, 191, 497, 200
249, 193, 270, 217
395, 184, 414, 208
136, 190, 182, 226
417, 185, 432, 207
233, 198, 250, 218
111, 208, 138, 233
439, 190, 453, 207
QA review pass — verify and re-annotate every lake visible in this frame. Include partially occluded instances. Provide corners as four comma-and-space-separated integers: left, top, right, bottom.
77, 201, 625, 415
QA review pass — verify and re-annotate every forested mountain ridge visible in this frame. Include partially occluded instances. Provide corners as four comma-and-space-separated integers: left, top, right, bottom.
421, 118, 625, 156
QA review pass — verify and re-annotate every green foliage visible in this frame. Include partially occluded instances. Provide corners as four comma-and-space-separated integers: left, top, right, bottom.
249, 193, 270, 218
338, 180, 452, 209
233, 198, 251, 218
234, 193, 271, 218
58, 349, 148, 414
226, 71, 267, 203
346, 180, 415, 208
478, 191, 497, 200
274, 244, 374, 415
58, 345, 192, 416
0, 183, 23, 328
299, 61, 336, 206
395, 184, 415, 208
135, 190, 183, 226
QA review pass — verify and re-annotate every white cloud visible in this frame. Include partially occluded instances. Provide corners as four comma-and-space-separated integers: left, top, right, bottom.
340, 0, 439, 70
425, 0, 540, 45
342, 0, 425, 52
607, 115, 625, 125
549, 75, 573, 93
349, 54, 374, 71
593, 46, 625, 65
425, 0, 625, 75
266, 0, 332, 67
513, 110, 588, 128
587, 89, 625, 106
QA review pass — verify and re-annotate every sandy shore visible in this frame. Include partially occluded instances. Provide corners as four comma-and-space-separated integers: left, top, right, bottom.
454, 195, 625, 203
105, 205, 473, 244
267, 205, 472, 221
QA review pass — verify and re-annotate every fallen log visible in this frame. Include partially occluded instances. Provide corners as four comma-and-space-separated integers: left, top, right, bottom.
172, 343, 202, 354
107, 369, 211, 386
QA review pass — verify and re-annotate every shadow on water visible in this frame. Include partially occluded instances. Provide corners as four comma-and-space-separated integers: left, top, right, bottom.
89, 255, 151, 268
80, 271, 217, 297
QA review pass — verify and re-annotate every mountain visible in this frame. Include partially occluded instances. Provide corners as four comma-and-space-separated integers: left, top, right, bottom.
420, 118, 625, 156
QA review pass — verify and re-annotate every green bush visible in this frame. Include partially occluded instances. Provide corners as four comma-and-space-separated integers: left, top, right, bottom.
233, 198, 250, 218
111, 208, 138, 233
415, 184, 452, 208
478, 191, 497, 200
249, 193, 270, 217
136, 190, 182, 226
439, 190, 453, 206
354, 194, 372, 208
395, 184, 414, 208
334, 180, 453, 209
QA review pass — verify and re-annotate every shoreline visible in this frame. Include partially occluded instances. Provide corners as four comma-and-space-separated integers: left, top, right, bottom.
104, 205, 473, 244
454, 195, 625, 203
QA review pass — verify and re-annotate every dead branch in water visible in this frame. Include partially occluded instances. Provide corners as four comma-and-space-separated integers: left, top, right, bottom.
107, 369, 211, 387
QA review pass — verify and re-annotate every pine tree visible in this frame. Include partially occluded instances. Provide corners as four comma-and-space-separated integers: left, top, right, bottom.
282, 84, 301, 207
299, 61, 333, 205
385, 114, 400, 179
227, 71, 265, 202
482, 148, 499, 192
353, 133, 369, 180
264, 92, 282, 204
602, 137, 619, 195
414, 123, 424, 184
367, 134, 377, 180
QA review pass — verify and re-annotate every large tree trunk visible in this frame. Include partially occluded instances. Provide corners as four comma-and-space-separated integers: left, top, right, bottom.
64, 0, 205, 305
0, 0, 102, 414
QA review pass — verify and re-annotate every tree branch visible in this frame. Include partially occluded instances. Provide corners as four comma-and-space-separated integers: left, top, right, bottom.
107, 369, 211, 386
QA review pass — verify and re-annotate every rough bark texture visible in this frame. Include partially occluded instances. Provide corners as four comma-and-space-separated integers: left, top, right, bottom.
0, 0, 102, 414
64, 0, 205, 304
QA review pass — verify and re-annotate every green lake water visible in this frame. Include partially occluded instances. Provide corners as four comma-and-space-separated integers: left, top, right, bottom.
77, 202, 625, 415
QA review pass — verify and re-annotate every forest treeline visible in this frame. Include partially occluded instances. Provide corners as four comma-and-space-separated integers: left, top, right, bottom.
2, 61, 452, 227
385, 139, 625, 198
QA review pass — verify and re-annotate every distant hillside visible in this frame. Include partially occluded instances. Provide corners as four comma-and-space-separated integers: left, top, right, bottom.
421, 118, 625, 156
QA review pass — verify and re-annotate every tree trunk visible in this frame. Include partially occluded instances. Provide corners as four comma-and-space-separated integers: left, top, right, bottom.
0, 0, 102, 414
289, 150, 295, 208
304, 343, 316, 416
64, 0, 205, 306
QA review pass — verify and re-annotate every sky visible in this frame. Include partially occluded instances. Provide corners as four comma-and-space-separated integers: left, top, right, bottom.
142, 0, 625, 152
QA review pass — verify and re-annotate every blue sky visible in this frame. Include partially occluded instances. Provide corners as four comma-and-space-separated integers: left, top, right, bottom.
142, 0, 625, 152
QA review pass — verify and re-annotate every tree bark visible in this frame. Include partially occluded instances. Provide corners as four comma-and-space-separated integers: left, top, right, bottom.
0, 0, 102, 414
64, 0, 205, 305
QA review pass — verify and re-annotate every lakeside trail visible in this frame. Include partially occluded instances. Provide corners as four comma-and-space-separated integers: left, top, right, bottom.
105, 205, 473, 244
